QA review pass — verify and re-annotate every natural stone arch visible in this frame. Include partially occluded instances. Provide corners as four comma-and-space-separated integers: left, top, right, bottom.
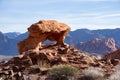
17, 20, 71, 54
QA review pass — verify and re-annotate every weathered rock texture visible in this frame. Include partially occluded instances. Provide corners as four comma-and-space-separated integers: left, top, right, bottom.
105, 49, 120, 60
0, 45, 94, 79
17, 20, 70, 54
75, 38, 117, 55
104, 49, 120, 66
0, 44, 117, 79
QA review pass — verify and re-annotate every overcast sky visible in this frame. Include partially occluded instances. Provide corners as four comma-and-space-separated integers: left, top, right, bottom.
0, 0, 120, 33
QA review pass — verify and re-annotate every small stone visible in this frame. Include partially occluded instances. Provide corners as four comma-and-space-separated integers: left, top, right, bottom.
12, 66, 19, 72
60, 57, 68, 63
29, 65, 40, 74
80, 60, 88, 64
111, 59, 120, 66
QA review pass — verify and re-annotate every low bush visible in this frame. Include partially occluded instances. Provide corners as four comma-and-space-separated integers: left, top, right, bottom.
109, 64, 120, 80
109, 71, 120, 80
37, 59, 50, 71
47, 64, 79, 80
79, 67, 105, 80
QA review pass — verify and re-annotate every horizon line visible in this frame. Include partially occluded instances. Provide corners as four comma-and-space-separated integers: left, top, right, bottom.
1, 28, 120, 34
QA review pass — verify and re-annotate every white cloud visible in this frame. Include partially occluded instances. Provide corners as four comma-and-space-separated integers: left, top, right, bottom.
0, 24, 28, 33
72, 24, 120, 30
95, 13, 120, 18
0, 0, 120, 33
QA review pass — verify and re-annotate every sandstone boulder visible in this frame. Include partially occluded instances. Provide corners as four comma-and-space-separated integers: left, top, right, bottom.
18, 20, 70, 54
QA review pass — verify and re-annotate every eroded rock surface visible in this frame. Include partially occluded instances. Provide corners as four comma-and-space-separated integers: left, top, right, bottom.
0, 44, 119, 79
0, 45, 95, 79
105, 49, 120, 61
75, 38, 117, 55
18, 20, 70, 54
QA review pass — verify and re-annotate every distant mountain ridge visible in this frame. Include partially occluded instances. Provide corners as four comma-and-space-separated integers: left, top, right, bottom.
69, 28, 120, 46
0, 32, 18, 55
1, 28, 120, 55
5, 32, 21, 39
75, 38, 118, 55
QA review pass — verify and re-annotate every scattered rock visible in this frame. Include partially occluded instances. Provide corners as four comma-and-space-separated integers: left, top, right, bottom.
29, 65, 40, 74
0, 44, 99, 79
12, 66, 19, 72
111, 59, 120, 66
60, 56, 68, 63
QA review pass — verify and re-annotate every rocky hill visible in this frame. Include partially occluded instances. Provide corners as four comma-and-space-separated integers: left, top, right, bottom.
1, 43, 120, 80
75, 38, 118, 55
0, 44, 115, 79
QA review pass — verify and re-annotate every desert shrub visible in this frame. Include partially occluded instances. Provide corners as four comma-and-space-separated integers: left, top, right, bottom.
114, 64, 120, 71
47, 64, 79, 80
79, 67, 104, 80
109, 71, 120, 80
109, 64, 120, 80
37, 59, 50, 71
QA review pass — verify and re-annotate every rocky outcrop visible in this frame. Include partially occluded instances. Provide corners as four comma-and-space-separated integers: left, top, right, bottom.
103, 49, 120, 66
0, 44, 118, 79
17, 20, 70, 54
0, 44, 97, 79
75, 38, 117, 55
105, 49, 120, 60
